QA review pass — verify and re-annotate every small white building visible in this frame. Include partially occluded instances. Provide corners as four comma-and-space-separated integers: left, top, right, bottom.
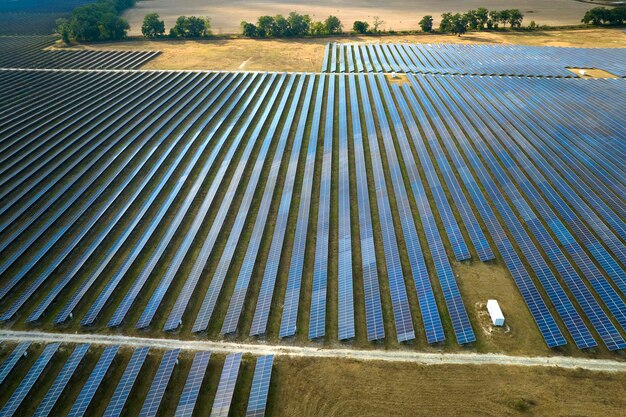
487, 299, 505, 326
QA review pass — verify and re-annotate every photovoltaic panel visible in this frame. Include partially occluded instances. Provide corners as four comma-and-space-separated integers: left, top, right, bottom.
163, 73, 274, 332
67, 345, 120, 417
279, 75, 326, 338
139, 349, 180, 417
0, 343, 59, 417
103, 347, 150, 417
0, 342, 30, 385
33, 344, 90, 417
249, 74, 315, 337
347, 74, 385, 341
336, 74, 355, 341
210, 352, 242, 417
246, 355, 274, 417
309, 73, 335, 340
221, 74, 305, 335
174, 351, 211, 417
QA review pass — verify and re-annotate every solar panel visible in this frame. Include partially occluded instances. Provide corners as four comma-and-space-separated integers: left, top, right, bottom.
279, 75, 326, 338
249, 74, 316, 337
67, 345, 120, 417
138, 349, 180, 417
0, 342, 30, 385
103, 347, 150, 417
222, 74, 305, 335
309, 73, 335, 340
210, 352, 242, 417
174, 351, 211, 417
347, 74, 385, 342
246, 355, 274, 417
370, 73, 473, 344
337, 75, 355, 341
0, 343, 59, 417
356, 73, 415, 343
163, 73, 275, 332
192, 74, 290, 333
33, 344, 90, 417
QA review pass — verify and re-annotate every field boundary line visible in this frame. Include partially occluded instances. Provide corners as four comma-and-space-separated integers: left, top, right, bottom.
0, 329, 625, 372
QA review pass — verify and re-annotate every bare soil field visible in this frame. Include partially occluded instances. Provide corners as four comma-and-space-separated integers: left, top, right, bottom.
270, 357, 626, 416
78, 28, 626, 72
124, 0, 597, 35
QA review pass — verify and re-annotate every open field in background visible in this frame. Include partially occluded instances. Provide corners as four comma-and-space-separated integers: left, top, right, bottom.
122, 0, 598, 35
2, 341, 626, 417
68, 28, 626, 72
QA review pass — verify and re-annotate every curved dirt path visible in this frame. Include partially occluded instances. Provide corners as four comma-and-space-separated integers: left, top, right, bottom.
1, 329, 625, 372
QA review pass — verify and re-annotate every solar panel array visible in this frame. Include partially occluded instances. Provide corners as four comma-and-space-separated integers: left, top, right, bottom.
0, 344, 275, 417
0, 342, 30, 385
211, 352, 242, 417
0, 36, 159, 69
246, 355, 274, 417
0, 58, 624, 351
323, 42, 626, 77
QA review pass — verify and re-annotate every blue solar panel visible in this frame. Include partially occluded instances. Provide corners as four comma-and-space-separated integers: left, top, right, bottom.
222, 74, 305, 335
174, 351, 211, 417
0, 343, 59, 417
357, 73, 415, 343
139, 349, 180, 417
337, 75, 355, 341
163, 73, 274, 332
390, 83, 494, 262
0, 342, 30, 385
211, 353, 242, 417
192, 74, 294, 333
347, 74, 385, 342
133, 74, 259, 329
250, 74, 316, 337
309, 73, 335, 340
246, 355, 274, 417
321, 43, 330, 72
67, 345, 120, 417
103, 347, 150, 417
279, 75, 326, 338
33, 344, 90, 417
371, 73, 474, 344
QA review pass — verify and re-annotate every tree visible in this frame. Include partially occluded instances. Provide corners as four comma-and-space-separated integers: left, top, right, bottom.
310, 21, 326, 35
509, 9, 524, 28
439, 13, 454, 33
55, 18, 71, 43
419, 15, 433, 32
353, 20, 369, 34
273, 14, 290, 37
464, 10, 480, 30
610, 6, 626, 24
141, 13, 165, 38
372, 15, 384, 32
499, 9, 511, 27
241, 21, 258, 37
324, 15, 342, 34
170, 16, 210, 38
451, 13, 468, 36
99, 13, 129, 40
488, 10, 501, 29
582, 7, 612, 25
475, 7, 489, 29
256, 15, 275, 37
287, 12, 311, 37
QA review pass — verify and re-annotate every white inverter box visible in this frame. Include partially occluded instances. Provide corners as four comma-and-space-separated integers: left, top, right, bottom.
487, 299, 505, 326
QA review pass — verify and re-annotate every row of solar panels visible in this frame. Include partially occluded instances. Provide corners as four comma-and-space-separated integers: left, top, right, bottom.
0, 69, 624, 350
0, 36, 159, 69
0, 342, 273, 417
322, 42, 626, 78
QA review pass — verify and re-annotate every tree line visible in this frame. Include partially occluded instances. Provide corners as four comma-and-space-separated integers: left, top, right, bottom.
240, 13, 342, 37
581, 6, 626, 26
56, 0, 135, 42
142, 14, 212, 38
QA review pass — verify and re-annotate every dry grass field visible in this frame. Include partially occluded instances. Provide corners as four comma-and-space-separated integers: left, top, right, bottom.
270, 357, 626, 416
123, 0, 598, 35
69, 28, 626, 72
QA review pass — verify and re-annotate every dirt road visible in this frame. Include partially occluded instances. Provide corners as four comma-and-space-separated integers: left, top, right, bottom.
1, 329, 625, 372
